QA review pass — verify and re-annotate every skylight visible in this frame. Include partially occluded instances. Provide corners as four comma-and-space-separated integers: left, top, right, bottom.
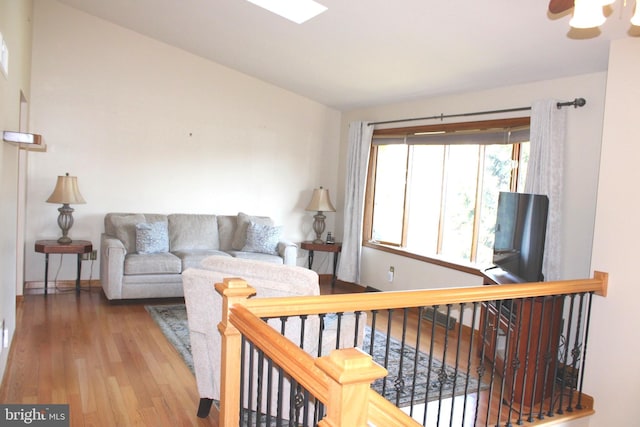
245, 0, 328, 24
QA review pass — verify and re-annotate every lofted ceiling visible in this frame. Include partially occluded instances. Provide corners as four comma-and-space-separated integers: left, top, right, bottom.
56, 0, 638, 110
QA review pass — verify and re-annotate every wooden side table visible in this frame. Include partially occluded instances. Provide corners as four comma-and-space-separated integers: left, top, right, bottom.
300, 241, 342, 287
35, 240, 93, 295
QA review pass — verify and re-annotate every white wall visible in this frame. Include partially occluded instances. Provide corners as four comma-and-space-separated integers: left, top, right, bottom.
0, 0, 33, 386
588, 37, 640, 426
25, 0, 341, 283
340, 73, 606, 291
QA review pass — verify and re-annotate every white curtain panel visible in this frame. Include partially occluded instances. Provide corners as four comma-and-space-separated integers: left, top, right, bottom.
524, 99, 567, 281
337, 121, 373, 283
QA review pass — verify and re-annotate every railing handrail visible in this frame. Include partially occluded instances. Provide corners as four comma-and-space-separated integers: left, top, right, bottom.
240, 272, 607, 318
218, 272, 607, 426
228, 294, 422, 427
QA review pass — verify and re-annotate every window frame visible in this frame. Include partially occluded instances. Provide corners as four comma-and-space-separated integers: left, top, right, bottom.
363, 117, 531, 273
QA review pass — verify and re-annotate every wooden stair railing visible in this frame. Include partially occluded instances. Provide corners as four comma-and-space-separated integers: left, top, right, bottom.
217, 272, 608, 426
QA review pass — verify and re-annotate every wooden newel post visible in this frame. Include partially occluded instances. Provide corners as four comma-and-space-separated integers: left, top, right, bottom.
315, 348, 388, 427
216, 278, 256, 427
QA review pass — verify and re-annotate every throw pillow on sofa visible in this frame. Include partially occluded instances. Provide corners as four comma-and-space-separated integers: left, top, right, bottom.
242, 221, 282, 255
135, 222, 169, 254
231, 212, 274, 250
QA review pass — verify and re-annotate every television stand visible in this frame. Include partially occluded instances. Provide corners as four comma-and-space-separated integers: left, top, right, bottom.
479, 267, 563, 405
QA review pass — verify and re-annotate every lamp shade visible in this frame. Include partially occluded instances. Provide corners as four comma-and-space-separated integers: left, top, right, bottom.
46, 173, 86, 205
305, 187, 335, 212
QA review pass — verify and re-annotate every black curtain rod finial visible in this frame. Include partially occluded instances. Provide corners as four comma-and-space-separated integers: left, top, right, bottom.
557, 97, 586, 109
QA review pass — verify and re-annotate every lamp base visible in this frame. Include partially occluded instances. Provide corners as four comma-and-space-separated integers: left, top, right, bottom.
57, 236, 72, 245
312, 211, 326, 245
56, 204, 75, 245
312, 238, 324, 244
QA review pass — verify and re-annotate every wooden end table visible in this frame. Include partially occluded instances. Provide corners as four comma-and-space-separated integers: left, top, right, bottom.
300, 241, 342, 287
35, 240, 93, 295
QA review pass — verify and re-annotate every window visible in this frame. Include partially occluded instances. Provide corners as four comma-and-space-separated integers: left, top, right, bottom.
365, 117, 530, 265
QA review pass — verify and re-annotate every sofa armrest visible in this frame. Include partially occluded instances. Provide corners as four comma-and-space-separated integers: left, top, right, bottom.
277, 240, 297, 266
100, 233, 126, 300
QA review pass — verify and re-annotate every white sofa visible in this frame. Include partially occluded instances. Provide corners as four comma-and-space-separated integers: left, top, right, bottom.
100, 212, 297, 300
182, 256, 365, 420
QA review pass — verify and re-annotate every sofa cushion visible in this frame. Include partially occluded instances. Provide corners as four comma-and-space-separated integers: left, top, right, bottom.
168, 214, 219, 251
231, 212, 274, 250
124, 252, 182, 275
242, 221, 282, 255
217, 215, 236, 250
136, 221, 169, 254
111, 214, 146, 253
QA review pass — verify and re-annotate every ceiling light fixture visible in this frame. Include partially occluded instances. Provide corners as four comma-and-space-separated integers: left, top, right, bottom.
632, 2, 640, 24
568, 0, 640, 29
570, 0, 606, 28
245, 0, 327, 24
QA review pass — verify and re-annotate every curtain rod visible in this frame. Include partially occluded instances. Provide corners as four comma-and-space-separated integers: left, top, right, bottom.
368, 97, 586, 127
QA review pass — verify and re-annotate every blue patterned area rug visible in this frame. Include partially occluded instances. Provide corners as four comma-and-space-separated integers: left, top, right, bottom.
145, 304, 194, 373
363, 328, 484, 407
145, 304, 484, 409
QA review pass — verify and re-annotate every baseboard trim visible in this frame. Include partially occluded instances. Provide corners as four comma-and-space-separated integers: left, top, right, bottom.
24, 280, 100, 289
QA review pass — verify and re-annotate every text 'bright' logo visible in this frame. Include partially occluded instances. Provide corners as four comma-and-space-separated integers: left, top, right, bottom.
1, 405, 69, 426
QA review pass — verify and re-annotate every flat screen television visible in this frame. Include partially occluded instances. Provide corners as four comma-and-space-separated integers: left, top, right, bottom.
492, 191, 549, 282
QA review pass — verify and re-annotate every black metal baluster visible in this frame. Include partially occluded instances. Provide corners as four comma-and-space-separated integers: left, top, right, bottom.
335, 312, 343, 349
557, 294, 576, 415
422, 304, 438, 426
576, 292, 594, 410
276, 316, 288, 426
353, 311, 362, 347
314, 397, 325, 426
436, 304, 452, 426
409, 306, 424, 416
542, 295, 561, 419
528, 296, 548, 422
246, 341, 256, 426
382, 309, 394, 397
295, 315, 308, 425
256, 349, 265, 426
494, 299, 511, 427
317, 313, 325, 358
566, 292, 586, 413
518, 297, 536, 424
464, 302, 479, 427
449, 303, 464, 427
264, 351, 272, 426
394, 308, 409, 407
478, 300, 492, 427
448, 303, 464, 427
302, 389, 311, 427
288, 377, 296, 427
369, 310, 378, 356
502, 298, 523, 427
299, 314, 307, 349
